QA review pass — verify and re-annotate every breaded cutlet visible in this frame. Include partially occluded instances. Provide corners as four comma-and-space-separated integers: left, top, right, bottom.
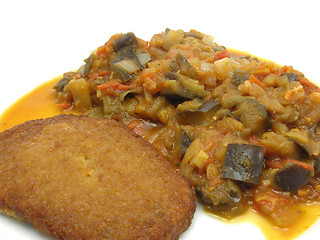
0, 114, 195, 240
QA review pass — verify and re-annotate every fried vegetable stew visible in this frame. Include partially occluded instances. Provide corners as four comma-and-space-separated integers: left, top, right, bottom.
54, 29, 320, 226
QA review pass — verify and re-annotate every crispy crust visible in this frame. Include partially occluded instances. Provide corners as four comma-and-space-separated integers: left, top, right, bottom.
0, 114, 195, 239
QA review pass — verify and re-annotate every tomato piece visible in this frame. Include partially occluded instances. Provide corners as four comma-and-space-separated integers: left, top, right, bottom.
216, 49, 229, 60
254, 190, 301, 228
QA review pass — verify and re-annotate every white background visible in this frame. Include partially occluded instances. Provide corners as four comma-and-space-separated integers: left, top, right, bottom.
0, 0, 319, 239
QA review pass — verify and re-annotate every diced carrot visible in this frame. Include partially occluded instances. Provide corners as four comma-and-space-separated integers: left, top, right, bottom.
277, 65, 288, 76
97, 81, 129, 91
266, 158, 314, 171
216, 49, 229, 60
56, 102, 72, 110
286, 159, 314, 171
299, 77, 320, 93
249, 74, 267, 90
255, 72, 270, 80
96, 71, 111, 77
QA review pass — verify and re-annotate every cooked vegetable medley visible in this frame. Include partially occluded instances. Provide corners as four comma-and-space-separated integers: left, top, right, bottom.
54, 29, 320, 226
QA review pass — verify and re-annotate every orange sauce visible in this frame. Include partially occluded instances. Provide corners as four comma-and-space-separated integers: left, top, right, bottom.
0, 77, 320, 239
0, 79, 64, 131
223, 205, 320, 240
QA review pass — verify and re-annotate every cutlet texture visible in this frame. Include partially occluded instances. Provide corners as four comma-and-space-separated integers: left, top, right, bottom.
0, 114, 195, 239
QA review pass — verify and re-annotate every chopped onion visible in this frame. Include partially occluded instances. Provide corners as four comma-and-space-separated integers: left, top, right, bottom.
113, 59, 140, 74
135, 50, 152, 66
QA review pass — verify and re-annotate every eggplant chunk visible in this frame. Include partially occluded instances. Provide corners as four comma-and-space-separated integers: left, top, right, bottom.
232, 69, 251, 87
313, 158, 320, 174
135, 50, 152, 66
118, 46, 139, 62
221, 143, 265, 184
181, 130, 192, 155
113, 32, 138, 52
285, 128, 319, 157
113, 66, 136, 82
184, 31, 204, 40
53, 72, 76, 92
161, 72, 205, 99
81, 54, 95, 77
234, 98, 269, 134
113, 59, 140, 74
113, 46, 143, 67
196, 179, 247, 219
176, 100, 220, 125
169, 51, 198, 79
272, 163, 313, 193
281, 73, 299, 82
305, 158, 320, 174
110, 46, 144, 81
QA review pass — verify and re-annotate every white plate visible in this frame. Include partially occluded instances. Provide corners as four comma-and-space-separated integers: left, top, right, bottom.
1, 1, 319, 239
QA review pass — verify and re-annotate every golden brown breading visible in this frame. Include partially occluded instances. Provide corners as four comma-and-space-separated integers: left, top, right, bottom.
0, 114, 195, 240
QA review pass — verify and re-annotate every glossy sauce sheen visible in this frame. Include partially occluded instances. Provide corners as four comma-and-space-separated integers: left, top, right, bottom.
0, 78, 320, 240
